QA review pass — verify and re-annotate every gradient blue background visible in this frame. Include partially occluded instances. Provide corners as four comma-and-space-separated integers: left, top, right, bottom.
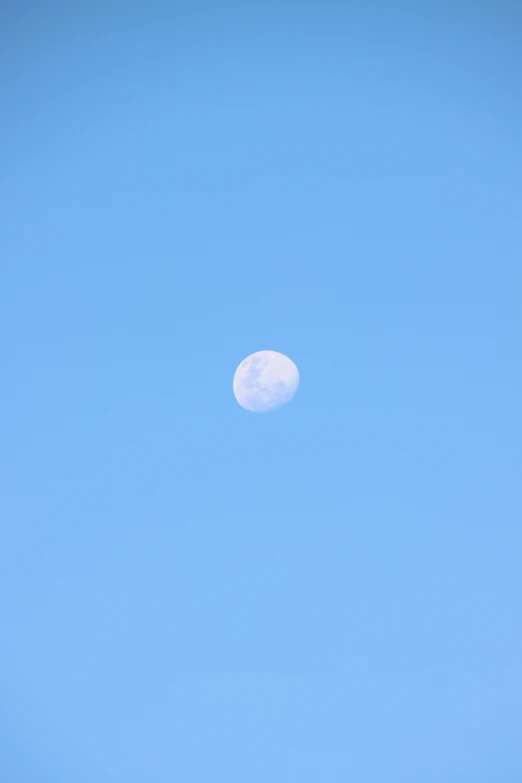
2, 3, 521, 780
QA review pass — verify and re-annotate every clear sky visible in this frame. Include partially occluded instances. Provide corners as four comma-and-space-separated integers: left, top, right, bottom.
2, 3, 521, 781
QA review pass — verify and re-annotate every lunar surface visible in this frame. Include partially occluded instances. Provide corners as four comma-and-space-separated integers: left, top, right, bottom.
233, 350, 300, 413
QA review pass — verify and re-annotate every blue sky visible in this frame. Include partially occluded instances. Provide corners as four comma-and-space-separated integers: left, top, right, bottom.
1, 3, 521, 781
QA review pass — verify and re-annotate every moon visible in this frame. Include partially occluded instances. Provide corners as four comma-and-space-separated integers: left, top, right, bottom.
233, 350, 300, 413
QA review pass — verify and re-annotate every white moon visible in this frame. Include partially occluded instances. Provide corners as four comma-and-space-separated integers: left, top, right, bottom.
233, 350, 300, 413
